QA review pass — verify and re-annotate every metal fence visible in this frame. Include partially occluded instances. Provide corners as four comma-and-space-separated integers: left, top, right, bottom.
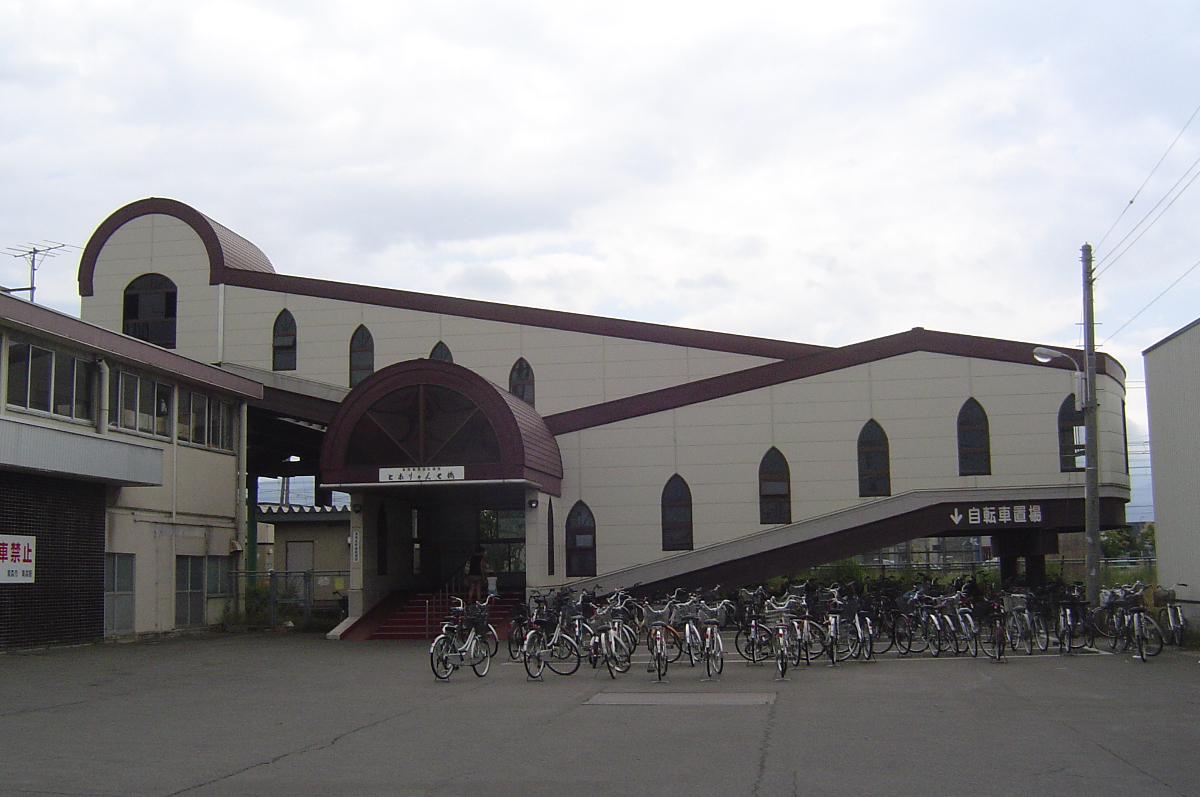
230, 570, 350, 629
801, 557, 1156, 585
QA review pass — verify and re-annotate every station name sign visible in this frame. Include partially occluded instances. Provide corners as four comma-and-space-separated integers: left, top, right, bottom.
0, 535, 35, 583
379, 466, 466, 483
950, 504, 1043, 527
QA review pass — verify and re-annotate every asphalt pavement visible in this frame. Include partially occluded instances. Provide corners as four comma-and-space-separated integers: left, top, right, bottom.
2, 632, 1197, 797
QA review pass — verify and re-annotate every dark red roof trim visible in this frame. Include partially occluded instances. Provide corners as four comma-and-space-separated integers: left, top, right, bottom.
319, 359, 563, 494
0, 293, 262, 398
545, 328, 1123, 435
78, 197, 274, 297
217, 269, 826, 360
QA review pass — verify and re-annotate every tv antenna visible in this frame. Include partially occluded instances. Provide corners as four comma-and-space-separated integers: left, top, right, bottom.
3, 241, 76, 304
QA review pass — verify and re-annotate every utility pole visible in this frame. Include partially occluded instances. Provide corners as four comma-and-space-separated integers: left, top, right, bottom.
1082, 243, 1102, 606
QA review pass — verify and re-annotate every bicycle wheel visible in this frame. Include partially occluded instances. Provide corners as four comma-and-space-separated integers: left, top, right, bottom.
961, 613, 980, 658
664, 625, 684, 663
484, 624, 499, 658
470, 637, 491, 677
776, 642, 789, 677
870, 614, 894, 656
523, 630, 546, 678
507, 620, 526, 660
1031, 614, 1050, 652
1140, 614, 1165, 658
686, 627, 699, 667
430, 635, 455, 680
984, 618, 1006, 659
613, 635, 633, 673
906, 616, 929, 654
834, 623, 855, 662
1091, 608, 1115, 639
547, 634, 581, 676
893, 615, 912, 656
654, 645, 668, 680
707, 630, 725, 676
925, 619, 941, 658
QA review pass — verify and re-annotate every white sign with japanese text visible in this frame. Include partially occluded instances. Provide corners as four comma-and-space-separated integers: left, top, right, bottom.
379, 466, 466, 483
0, 535, 35, 583
950, 505, 1042, 527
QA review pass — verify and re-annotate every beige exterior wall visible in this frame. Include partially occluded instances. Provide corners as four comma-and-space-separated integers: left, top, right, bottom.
1145, 323, 1200, 618
80, 222, 775, 413
529, 351, 1130, 587
81, 214, 222, 365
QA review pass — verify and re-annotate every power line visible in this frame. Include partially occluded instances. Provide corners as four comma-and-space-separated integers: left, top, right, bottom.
1095, 163, 1200, 278
1101, 255, 1200, 345
1095, 102, 1200, 252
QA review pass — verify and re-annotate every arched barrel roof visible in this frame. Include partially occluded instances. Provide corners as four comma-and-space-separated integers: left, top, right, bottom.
78, 197, 274, 296
319, 359, 562, 495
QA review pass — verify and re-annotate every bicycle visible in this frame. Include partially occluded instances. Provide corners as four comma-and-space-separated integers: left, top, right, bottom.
430, 597, 492, 680
522, 600, 582, 678
1156, 583, 1189, 648
1108, 583, 1164, 662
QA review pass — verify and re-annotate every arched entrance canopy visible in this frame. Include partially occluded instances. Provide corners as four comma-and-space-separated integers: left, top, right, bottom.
319, 359, 562, 495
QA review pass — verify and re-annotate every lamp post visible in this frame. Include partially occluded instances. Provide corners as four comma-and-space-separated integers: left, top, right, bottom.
1032, 246, 1102, 606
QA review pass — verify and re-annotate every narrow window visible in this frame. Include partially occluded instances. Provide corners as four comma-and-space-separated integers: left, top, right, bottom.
565, 500, 596, 577
349, 325, 374, 388
546, 500, 555, 577
429, 341, 453, 363
6, 342, 29, 407
1121, 400, 1130, 475
1058, 394, 1085, 472
661, 475, 693, 551
28, 346, 52, 412
957, 398, 991, 476
123, 274, 177, 348
858, 419, 891, 497
759, 447, 792, 524
509, 357, 535, 407
272, 309, 297, 371
53, 354, 74, 417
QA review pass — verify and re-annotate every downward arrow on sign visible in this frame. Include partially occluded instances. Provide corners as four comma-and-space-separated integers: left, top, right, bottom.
950, 509, 963, 525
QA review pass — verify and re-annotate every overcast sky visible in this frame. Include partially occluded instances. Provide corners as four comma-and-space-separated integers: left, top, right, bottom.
4, 1, 1199, 521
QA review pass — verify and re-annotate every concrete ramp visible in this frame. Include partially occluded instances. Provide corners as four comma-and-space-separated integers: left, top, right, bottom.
567, 485, 1127, 596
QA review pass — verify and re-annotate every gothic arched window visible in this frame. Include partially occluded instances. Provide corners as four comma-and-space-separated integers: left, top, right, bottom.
759, 447, 791, 524
272, 309, 297, 371
661, 474, 693, 551
565, 501, 596, 577
858, 419, 891, 497
349, 325, 374, 387
509, 358, 535, 407
957, 398, 991, 476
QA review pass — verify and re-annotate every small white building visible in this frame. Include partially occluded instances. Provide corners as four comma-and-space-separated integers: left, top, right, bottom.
1145, 319, 1200, 619
65, 197, 1132, 629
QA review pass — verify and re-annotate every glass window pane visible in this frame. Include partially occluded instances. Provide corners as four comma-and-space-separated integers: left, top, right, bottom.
137, 377, 154, 433
177, 389, 191, 442
116, 553, 134, 592
120, 372, 137, 429
53, 354, 74, 416
28, 347, 52, 412
154, 383, 172, 437
108, 370, 119, 426
191, 394, 208, 444
6, 342, 29, 406
208, 397, 220, 448
222, 402, 235, 451
74, 359, 94, 420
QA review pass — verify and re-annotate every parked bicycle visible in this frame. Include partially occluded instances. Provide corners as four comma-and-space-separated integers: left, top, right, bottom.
430, 596, 493, 680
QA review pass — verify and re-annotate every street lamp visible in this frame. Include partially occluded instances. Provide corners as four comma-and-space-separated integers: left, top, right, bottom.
1033, 343, 1102, 606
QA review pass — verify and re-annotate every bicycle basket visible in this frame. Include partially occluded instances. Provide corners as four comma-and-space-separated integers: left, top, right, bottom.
1002, 594, 1027, 612
1154, 587, 1176, 604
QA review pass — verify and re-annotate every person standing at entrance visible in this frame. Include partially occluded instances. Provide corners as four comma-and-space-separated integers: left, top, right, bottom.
466, 546, 489, 603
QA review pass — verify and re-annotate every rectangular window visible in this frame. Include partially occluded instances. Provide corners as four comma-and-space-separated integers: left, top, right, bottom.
53, 354, 74, 417
221, 402, 235, 451
206, 555, 231, 596
137, 377, 154, 433
120, 371, 138, 429
108, 370, 119, 426
104, 553, 135, 634
191, 393, 208, 445
177, 389, 192, 442
74, 359, 94, 420
208, 398, 221, 451
154, 383, 172, 437
6, 342, 29, 406
28, 346, 53, 412
175, 555, 206, 628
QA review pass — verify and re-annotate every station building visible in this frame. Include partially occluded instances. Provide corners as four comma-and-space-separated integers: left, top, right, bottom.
64, 196, 1133, 634
1, 196, 1133, 645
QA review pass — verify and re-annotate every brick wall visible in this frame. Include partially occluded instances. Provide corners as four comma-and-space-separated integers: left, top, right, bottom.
0, 471, 106, 649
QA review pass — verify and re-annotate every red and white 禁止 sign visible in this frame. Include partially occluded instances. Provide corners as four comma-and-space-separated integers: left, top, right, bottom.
0, 535, 35, 584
